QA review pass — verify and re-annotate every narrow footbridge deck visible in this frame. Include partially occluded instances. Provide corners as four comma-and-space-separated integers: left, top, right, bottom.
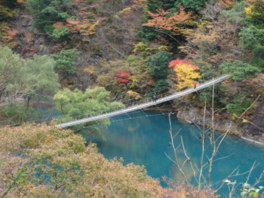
56, 75, 229, 128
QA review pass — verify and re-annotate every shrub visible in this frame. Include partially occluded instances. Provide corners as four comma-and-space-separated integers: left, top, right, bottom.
245, 0, 264, 28
220, 2, 246, 25
239, 26, 264, 50
153, 79, 169, 93
147, 50, 172, 80
220, 60, 260, 81
26, 0, 72, 35
175, 0, 208, 11
51, 26, 70, 39
53, 49, 78, 73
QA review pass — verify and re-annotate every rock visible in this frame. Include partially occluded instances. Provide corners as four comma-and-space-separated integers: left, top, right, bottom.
177, 107, 241, 134
37, 45, 49, 55
243, 101, 264, 139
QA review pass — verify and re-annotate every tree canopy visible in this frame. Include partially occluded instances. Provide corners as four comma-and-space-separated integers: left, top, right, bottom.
54, 87, 125, 137
0, 124, 165, 197
0, 46, 59, 103
0, 46, 59, 124
220, 60, 260, 81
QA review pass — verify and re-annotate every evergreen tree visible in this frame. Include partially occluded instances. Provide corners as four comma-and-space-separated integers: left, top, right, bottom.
26, 0, 72, 36
220, 60, 260, 81
147, 51, 172, 93
147, 0, 176, 12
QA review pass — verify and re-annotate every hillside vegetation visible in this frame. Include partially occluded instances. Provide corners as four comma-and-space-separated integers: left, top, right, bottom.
0, 0, 263, 134
0, 0, 263, 197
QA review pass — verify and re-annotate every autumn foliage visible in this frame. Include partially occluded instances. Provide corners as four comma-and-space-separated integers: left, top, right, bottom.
143, 7, 192, 35
169, 58, 201, 89
116, 71, 131, 83
66, 17, 102, 38
2, 26, 18, 40
0, 124, 166, 197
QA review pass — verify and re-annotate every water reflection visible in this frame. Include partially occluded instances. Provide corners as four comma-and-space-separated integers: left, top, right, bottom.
93, 111, 264, 197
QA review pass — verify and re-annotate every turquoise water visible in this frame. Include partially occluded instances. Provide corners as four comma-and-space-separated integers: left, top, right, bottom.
91, 111, 264, 197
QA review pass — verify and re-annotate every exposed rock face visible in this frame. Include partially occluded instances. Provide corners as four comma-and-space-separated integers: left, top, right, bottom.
243, 101, 264, 143
176, 108, 241, 135
176, 103, 264, 145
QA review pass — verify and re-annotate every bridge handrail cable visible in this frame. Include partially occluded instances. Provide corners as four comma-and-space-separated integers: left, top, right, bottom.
56, 75, 229, 128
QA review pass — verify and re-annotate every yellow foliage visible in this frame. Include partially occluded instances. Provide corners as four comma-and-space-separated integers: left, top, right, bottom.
127, 90, 142, 100
129, 75, 141, 88
157, 45, 169, 51
83, 66, 95, 74
117, 7, 132, 15
244, 5, 254, 16
0, 5, 14, 19
172, 62, 201, 89
79, 19, 104, 38
0, 124, 166, 197
242, 118, 249, 123
174, 65, 201, 89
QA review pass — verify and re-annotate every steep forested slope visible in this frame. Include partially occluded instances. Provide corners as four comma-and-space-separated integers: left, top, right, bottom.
0, 0, 263, 139
0, 0, 264, 197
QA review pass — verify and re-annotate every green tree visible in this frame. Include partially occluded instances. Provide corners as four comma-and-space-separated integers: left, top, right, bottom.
220, 2, 246, 25
0, 46, 24, 103
50, 26, 70, 39
220, 60, 260, 81
147, 51, 172, 93
24, 55, 60, 99
153, 79, 169, 93
147, 0, 176, 12
245, 0, 264, 28
239, 0, 264, 70
147, 51, 172, 80
26, 0, 72, 37
175, 0, 208, 11
146, 0, 207, 13
239, 26, 264, 51
54, 87, 124, 137
53, 49, 78, 73
0, 47, 59, 124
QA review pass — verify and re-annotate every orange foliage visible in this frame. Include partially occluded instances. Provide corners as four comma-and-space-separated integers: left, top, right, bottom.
53, 22, 65, 29
219, 0, 234, 8
23, 31, 33, 42
16, 0, 25, 3
143, 7, 192, 34
2, 27, 18, 40
66, 17, 104, 38
66, 18, 81, 25
64, 0, 106, 41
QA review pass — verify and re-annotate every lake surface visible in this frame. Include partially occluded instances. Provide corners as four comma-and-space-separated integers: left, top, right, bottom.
88, 111, 264, 197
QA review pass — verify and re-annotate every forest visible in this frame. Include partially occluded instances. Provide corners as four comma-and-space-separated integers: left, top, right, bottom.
0, 0, 263, 197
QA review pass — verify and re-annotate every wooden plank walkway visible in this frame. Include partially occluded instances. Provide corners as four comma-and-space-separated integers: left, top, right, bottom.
56, 75, 229, 128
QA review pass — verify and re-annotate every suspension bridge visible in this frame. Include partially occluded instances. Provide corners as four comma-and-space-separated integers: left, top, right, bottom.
56, 75, 229, 128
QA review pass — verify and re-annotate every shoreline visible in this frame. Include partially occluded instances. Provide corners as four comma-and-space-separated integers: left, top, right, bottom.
240, 136, 264, 147
146, 106, 264, 147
